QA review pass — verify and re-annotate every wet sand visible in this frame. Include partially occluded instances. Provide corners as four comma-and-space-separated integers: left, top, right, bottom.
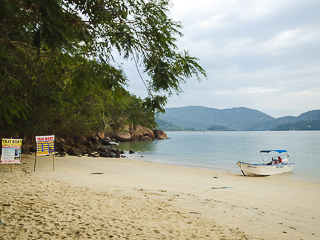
0, 154, 319, 239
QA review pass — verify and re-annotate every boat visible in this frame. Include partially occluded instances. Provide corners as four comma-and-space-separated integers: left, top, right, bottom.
236, 150, 294, 176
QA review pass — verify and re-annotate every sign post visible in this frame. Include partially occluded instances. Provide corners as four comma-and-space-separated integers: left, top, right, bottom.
35, 135, 55, 171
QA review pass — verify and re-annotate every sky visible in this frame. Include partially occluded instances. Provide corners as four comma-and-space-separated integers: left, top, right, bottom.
124, 0, 320, 118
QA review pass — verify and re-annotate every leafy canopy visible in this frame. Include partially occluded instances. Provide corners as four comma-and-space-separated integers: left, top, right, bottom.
0, 0, 206, 136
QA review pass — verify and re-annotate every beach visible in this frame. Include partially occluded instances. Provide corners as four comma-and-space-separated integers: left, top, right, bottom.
1, 155, 319, 239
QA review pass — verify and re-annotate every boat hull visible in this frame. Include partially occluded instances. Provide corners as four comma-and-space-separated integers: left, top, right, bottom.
236, 161, 294, 176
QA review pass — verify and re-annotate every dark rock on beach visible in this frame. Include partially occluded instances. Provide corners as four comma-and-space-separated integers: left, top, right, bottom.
67, 147, 82, 157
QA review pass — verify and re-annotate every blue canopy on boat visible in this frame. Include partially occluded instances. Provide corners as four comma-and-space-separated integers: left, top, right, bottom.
260, 150, 287, 153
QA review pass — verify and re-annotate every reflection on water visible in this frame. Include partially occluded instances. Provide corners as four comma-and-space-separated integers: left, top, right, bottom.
118, 141, 157, 152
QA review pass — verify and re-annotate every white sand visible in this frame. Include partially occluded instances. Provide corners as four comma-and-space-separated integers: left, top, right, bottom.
0, 154, 319, 239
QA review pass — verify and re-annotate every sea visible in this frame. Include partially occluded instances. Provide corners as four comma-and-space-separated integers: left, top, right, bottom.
118, 131, 320, 183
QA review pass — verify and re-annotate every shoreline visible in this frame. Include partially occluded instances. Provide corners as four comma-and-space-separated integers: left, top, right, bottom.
119, 153, 320, 184
118, 130, 320, 184
1, 154, 319, 239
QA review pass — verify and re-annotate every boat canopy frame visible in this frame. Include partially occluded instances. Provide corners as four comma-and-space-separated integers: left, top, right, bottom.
260, 150, 287, 154
259, 150, 288, 163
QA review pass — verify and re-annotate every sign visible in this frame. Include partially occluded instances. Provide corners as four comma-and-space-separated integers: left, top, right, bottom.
36, 135, 55, 156
1, 139, 22, 164
34, 135, 55, 171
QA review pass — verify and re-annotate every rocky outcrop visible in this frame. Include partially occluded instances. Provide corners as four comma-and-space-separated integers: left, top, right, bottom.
153, 130, 169, 139
98, 132, 105, 140
143, 131, 155, 140
19, 126, 169, 158
66, 147, 82, 157
112, 132, 131, 141
128, 125, 154, 141
140, 135, 153, 141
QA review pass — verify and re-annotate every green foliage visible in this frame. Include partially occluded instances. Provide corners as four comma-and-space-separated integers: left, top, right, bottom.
156, 119, 199, 131
207, 125, 233, 131
0, 0, 206, 137
271, 120, 320, 131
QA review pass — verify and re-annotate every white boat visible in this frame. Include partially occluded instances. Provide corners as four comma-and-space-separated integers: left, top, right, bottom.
236, 150, 294, 176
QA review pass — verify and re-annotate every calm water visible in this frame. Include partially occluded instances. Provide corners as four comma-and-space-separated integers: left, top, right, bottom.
118, 131, 320, 183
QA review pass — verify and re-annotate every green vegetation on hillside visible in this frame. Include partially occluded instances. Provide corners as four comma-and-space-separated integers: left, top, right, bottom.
156, 119, 199, 131
0, 0, 206, 138
271, 120, 320, 131
207, 125, 233, 131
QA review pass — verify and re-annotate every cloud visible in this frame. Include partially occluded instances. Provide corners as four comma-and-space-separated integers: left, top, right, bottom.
172, 0, 320, 57
123, 0, 320, 117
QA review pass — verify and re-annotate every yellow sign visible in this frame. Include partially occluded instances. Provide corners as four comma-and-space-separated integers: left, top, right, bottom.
36, 135, 55, 156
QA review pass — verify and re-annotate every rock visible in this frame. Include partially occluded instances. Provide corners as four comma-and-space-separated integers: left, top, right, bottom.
129, 150, 135, 154
67, 147, 82, 157
140, 135, 153, 141
113, 132, 131, 141
132, 125, 156, 140
102, 137, 119, 146
100, 152, 112, 158
55, 141, 67, 153
98, 132, 105, 140
143, 132, 155, 140
84, 140, 94, 149
106, 151, 117, 158
90, 135, 99, 142
55, 136, 66, 145
74, 136, 87, 145
121, 124, 131, 132
88, 152, 99, 158
58, 151, 66, 156
65, 137, 75, 146
153, 130, 169, 140
111, 149, 124, 155
101, 136, 111, 142
77, 144, 90, 155
97, 147, 106, 152
135, 125, 152, 134
129, 130, 143, 141
54, 137, 69, 153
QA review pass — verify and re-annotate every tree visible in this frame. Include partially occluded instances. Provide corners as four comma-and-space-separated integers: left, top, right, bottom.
0, 0, 206, 136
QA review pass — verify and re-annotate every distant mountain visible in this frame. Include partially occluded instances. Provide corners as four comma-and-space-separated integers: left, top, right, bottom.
271, 120, 320, 131
157, 106, 320, 131
158, 106, 274, 130
156, 119, 199, 131
246, 110, 320, 130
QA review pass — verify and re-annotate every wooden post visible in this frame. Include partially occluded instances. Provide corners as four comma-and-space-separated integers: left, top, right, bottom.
10, 137, 13, 172
34, 153, 37, 171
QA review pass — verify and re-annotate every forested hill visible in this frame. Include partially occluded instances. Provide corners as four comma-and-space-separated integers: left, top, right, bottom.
157, 106, 320, 131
